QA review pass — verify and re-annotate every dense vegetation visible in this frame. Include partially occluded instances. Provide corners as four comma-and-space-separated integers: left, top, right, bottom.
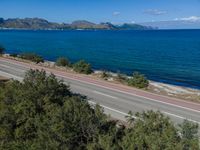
56, 57, 71, 67
73, 60, 93, 74
19, 53, 44, 63
55, 57, 93, 75
9, 53, 18, 57
0, 45, 5, 54
128, 72, 149, 88
100, 71, 149, 89
0, 70, 199, 149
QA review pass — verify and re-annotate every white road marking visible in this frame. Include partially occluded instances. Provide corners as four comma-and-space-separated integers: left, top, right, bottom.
88, 100, 133, 117
0, 70, 199, 124
55, 73, 200, 114
2, 59, 200, 107
0, 63, 25, 73
1, 59, 200, 114
89, 101, 200, 124
0, 70, 23, 81
163, 111, 200, 124
93, 90, 118, 99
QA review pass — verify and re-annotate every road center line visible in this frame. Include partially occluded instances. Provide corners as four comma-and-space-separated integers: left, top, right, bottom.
2, 59, 200, 110
0, 64, 26, 73
93, 90, 118, 99
0, 70, 23, 81
55, 73, 200, 114
89, 101, 200, 124
1, 59, 200, 114
163, 111, 200, 124
0, 70, 199, 124
88, 100, 131, 117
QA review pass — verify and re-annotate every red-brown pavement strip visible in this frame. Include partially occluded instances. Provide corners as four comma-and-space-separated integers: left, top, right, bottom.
1, 57, 200, 112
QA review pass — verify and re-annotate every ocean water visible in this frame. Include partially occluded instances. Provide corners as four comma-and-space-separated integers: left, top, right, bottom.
0, 29, 200, 88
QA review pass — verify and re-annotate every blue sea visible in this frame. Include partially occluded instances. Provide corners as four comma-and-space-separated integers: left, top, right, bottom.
0, 29, 200, 88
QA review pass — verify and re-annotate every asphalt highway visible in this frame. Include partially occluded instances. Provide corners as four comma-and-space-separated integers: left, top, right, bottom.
0, 58, 200, 125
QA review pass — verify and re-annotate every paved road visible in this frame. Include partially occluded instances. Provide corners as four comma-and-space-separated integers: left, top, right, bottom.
0, 57, 200, 125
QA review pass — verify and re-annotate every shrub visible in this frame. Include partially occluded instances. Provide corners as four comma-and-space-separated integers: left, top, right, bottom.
73, 60, 93, 74
19, 53, 44, 63
116, 72, 127, 83
121, 111, 199, 149
0, 45, 5, 54
56, 57, 70, 67
10, 53, 18, 57
101, 71, 111, 80
128, 72, 149, 88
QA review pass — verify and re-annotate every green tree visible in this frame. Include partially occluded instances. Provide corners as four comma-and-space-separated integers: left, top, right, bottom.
125, 111, 135, 126
73, 60, 93, 74
0, 70, 199, 150
0, 69, 107, 149
56, 57, 70, 67
19, 53, 44, 63
179, 120, 199, 150
128, 72, 149, 88
122, 111, 181, 149
0, 45, 5, 54
87, 118, 125, 150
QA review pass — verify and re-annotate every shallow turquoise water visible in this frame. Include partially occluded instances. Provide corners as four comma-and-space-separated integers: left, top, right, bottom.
0, 29, 200, 88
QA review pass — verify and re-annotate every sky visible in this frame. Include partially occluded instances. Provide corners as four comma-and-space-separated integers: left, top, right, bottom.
0, 0, 200, 24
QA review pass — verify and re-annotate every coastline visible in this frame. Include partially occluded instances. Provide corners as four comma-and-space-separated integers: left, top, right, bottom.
1, 53, 200, 103
92, 70, 200, 103
2, 29, 200, 89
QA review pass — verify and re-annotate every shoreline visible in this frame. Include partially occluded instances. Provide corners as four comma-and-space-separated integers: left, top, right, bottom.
93, 70, 200, 103
1, 54, 200, 103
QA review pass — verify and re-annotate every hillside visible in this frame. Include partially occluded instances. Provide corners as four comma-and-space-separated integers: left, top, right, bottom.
0, 18, 154, 30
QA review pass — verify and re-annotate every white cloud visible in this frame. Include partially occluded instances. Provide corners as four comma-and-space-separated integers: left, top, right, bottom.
131, 20, 135, 24
144, 9, 167, 15
181, 16, 200, 22
113, 11, 120, 16
174, 16, 200, 22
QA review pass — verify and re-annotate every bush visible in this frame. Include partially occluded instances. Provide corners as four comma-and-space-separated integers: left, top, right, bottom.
101, 71, 111, 80
56, 57, 70, 67
10, 53, 18, 57
122, 111, 199, 149
0, 45, 5, 54
116, 72, 127, 83
73, 60, 93, 74
128, 72, 149, 88
19, 53, 44, 63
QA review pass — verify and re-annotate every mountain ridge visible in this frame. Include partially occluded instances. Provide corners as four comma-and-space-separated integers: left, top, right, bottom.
0, 17, 155, 30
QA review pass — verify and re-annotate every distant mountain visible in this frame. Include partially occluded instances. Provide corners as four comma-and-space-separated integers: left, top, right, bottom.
0, 18, 154, 30
116, 23, 155, 30
140, 20, 200, 29
0, 18, 60, 29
